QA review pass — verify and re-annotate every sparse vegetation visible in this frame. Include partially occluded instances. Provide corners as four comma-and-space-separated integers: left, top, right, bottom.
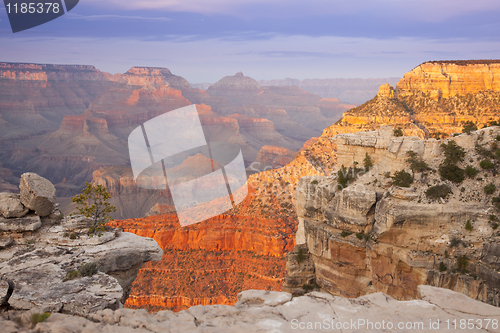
439, 141, 466, 183
363, 153, 373, 172
449, 237, 463, 248
457, 255, 468, 273
406, 150, 431, 176
465, 165, 479, 178
441, 140, 466, 165
465, 220, 473, 231
462, 121, 477, 134
484, 183, 496, 195
425, 184, 452, 200
439, 164, 465, 183
71, 182, 117, 235
480, 159, 494, 170
296, 247, 305, 263
341, 230, 353, 238
439, 262, 447, 272
393, 128, 404, 137
31, 313, 50, 326
392, 170, 413, 187
64, 262, 98, 281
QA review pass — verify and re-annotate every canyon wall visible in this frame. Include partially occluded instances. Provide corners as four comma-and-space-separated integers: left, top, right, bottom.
326, 60, 500, 140
287, 126, 500, 306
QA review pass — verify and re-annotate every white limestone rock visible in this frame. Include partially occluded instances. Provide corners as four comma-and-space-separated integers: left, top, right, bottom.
19, 172, 57, 217
0, 193, 29, 218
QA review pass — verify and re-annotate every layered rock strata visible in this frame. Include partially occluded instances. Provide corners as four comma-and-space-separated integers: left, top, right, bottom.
328, 60, 500, 140
289, 126, 500, 306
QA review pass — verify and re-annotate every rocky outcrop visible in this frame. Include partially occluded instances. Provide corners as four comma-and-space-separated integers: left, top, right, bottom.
292, 126, 500, 306
2, 286, 499, 332
327, 60, 500, 140
19, 173, 56, 217
397, 60, 500, 99
0, 193, 28, 218
0, 173, 162, 316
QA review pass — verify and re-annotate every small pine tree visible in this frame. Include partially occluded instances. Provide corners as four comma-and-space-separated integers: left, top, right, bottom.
363, 153, 373, 172
465, 220, 473, 231
441, 140, 466, 165
72, 182, 117, 234
462, 121, 477, 134
391, 170, 413, 187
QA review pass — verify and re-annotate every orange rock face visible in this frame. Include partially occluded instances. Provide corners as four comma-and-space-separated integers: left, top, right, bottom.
396, 60, 500, 99
110, 185, 297, 312
325, 61, 500, 140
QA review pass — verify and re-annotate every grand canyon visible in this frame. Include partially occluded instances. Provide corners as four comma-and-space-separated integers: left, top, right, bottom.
1, 59, 500, 330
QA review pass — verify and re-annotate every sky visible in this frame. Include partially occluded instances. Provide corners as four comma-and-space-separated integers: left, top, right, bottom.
0, 0, 500, 83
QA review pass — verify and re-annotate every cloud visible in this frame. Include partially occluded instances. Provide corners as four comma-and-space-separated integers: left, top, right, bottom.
84, 0, 500, 22
66, 13, 171, 21
1, 33, 498, 82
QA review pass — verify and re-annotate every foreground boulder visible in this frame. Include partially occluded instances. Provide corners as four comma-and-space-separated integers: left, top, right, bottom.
0, 193, 29, 218
19, 173, 56, 217
0, 172, 163, 316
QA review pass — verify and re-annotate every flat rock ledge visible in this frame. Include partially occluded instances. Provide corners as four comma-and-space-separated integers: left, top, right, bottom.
2, 286, 500, 333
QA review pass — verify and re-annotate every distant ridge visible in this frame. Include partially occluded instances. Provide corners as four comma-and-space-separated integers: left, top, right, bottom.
258, 77, 400, 104
424, 59, 500, 66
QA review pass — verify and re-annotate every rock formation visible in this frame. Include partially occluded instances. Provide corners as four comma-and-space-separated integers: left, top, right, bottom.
328, 60, 500, 140
0, 173, 162, 315
288, 125, 500, 307
2, 286, 500, 332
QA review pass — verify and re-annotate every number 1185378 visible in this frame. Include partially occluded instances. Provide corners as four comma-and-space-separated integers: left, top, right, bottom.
6, 2, 60, 14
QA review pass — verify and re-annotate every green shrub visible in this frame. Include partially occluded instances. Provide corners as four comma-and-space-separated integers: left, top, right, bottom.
441, 141, 466, 165
484, 183, 496, 195
425, 184, 452, 200
31, 313, 50, 326
392, 170, 413, 187
496, 135, 500, 142
444, 250, 449, 258
490, 214, 498, 221
79, 262, 98, 277
449, 237, 462, 247
341, 230, 353, 238
461, 120, 477, 134
310, 180, 318, 185
439, 164, 465, 183
406, 151, 431, 174
296, 247, 305, 263
494, 197, 500, 209
363, 153, 373, 171
457, 255, 468, 273
465, 220, 473, 231
439, 262, 447, 272
493, 223, 499, 230
356, 232, 364, 240
393, 128, 404, 137
384, 171, 391, 178
71, 182, 117, 235
337, 165, 349, 190
69, 233, 77, 240
480, 159, 494, 170
465, 165, 479, 178
64, 270, 80, 281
